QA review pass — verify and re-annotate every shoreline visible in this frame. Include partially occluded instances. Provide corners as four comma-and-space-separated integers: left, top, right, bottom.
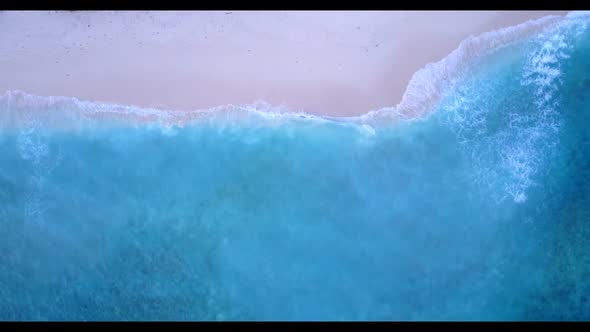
0, 12, 577, 131
0, 11, 575, 132
0, 11, 568, 118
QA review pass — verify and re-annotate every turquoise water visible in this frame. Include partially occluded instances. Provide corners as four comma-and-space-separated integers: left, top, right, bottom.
1, 14, 590, 320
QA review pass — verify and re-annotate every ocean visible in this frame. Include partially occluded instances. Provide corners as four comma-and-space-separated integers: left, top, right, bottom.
0, 12, 589, 320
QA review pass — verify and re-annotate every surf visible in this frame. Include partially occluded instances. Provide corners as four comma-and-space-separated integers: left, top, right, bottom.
0, 12, 589, 320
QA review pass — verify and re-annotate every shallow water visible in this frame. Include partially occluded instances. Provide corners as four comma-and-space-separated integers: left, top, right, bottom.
0, 13, 590, 320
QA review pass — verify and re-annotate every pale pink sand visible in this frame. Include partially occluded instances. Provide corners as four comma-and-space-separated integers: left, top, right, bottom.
0, 11, 567, 117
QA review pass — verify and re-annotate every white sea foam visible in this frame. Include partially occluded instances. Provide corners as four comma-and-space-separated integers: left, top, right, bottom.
361, 14, 567, 125
0, 90, 338, 132
441, 13, 588, 204
504, 13, 588, 203
566, 11, 590, 19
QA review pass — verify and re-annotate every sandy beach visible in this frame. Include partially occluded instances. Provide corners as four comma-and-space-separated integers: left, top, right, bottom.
0, 10, 567, 117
